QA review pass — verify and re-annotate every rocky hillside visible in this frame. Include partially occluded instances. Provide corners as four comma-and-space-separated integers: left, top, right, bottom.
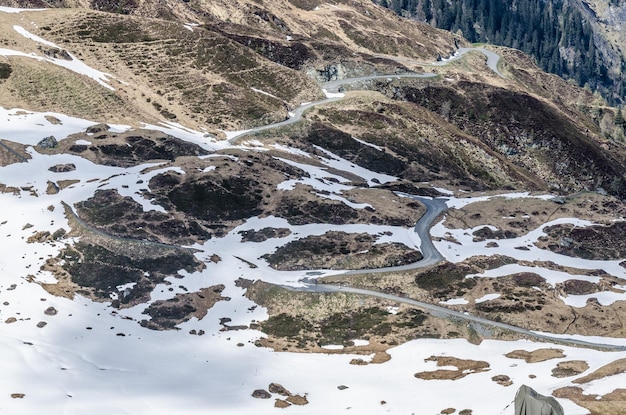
1, 0, 625, 197
375, 0, 626, 106
2, 4, 626, 414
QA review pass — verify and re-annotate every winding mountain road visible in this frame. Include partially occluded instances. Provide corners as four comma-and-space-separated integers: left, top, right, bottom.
230, 46, 626, 352
290, 195, 626, 352
342, 195, 446, 275
228, 47, 502, 143
292, 283, 626, 352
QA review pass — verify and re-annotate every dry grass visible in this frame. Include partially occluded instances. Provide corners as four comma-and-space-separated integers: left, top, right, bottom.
415, 356, 490, 380
505, 348, 565, 363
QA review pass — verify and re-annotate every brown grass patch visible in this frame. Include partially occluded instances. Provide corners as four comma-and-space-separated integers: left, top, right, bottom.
415, 356, 490, 380
505, 348, 565, 363
573, 358, 626, 384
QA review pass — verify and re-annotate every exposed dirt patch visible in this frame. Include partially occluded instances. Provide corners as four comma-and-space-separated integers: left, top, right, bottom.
75, 189, 212, 245
0, 140, 30, 166
140, 285, 228, 330
415, 356, 490, 380
551, 360, 590, 378
491, 374, 513, 386
238, 227, 291, 242
553, 386, 626, 415
41, 203, 204, 306
573, 358, 626, 384
505, 348, 565, 363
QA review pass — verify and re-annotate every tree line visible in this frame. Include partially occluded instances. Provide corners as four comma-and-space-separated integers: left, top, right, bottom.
374, 0, 625, 105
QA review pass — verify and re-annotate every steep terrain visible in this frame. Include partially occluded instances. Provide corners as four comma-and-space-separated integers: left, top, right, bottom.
1, 2, 626, 414
374, 0, 626, 105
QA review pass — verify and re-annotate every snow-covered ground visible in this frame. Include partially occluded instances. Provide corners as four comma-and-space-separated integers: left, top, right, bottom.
2, 105, 626, 415
0, 8, 624, 413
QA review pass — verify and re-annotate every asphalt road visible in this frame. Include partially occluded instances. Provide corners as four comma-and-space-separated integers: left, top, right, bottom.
342, 195, 446, 275
228, 47, 502, 143
289, 194, 626, 352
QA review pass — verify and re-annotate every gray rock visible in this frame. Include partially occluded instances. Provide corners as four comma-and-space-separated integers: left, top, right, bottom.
252, 389, 271, 399
37, 136, 58, 149
269, 383, 291, 396
86, 123, 110, 134
48, 164, 76, 173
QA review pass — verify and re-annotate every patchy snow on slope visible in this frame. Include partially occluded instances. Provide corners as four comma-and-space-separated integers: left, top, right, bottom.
313, 145, 397, 186
475, 293, 501, 303
0, 106, 128, 145
352, 136, 383, 151
0, 6, 46, 13
11, 25, 117, 90
322, 88, 345, 98
2, 99, 626, 415
439, 297, 469, 305
468, 263, 604, 286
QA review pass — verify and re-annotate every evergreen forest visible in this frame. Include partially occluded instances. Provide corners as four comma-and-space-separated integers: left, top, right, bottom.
374, 0, 625, 105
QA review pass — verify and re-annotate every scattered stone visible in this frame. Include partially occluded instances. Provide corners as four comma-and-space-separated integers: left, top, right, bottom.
491, 374, 513, 386
5, 317, 17, 324
441, 409, 456, 415
349, 358, 368, 365
269, 383, 292, 396
286, 394, 308, 405
506, 349, 565, 363
552, 361, 590, 378
252, 389, 271, 399
86, 123, 110, 134
10, 393, 25, 399
44, 306, 58, 316
459, 410, 472, 415
234, 277, 253, 288
36, 321, 47, 328
27, 231, 51, 243
39, 46, 72, 60
37, 136, 58, 149
48, 164, 76, 173
44, 115, 61, 125
22, 223, 33, 230
337, 385, 349, 390
274, 398, 291, 408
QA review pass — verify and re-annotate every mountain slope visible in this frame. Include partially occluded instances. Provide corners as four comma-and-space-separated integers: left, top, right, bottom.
374, 0, 626, 105
1, 3, 626, 415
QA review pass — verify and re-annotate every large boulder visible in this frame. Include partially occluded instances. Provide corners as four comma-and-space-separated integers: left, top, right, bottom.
514, 385, 564, 415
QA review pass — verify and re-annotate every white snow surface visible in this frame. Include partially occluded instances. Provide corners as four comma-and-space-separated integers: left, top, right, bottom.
0, 6, 46, 13
0, 52, 625, 413
10, 25, 117, 90
475, 293, 501, 303
439, 297, 469, 305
